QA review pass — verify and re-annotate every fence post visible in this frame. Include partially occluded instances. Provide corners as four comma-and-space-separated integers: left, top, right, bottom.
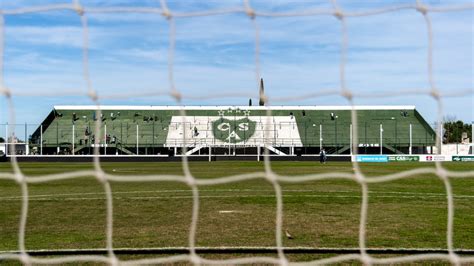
136, 124, 139, 155
104, 124, 107, 155
72, 124, 75, 155
4, 122, 7, 155
350, 124, 353, 155
319, 124, 322, 150
40, 124, 43, 155
409, 123, 412, 155
25, 122, 28, 155
438, 123, 443, 155
380, 123, 383, 155
257, 144, 260, 161
208, 146, 211, 162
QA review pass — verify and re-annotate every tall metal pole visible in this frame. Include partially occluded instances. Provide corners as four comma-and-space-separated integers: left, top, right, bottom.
409, 123, 412, 155
335, 119, 338, 154
40, 124, 43, 155
25, 122, 28, 155
395, 119, 398, 151
104, 124, 107, 155
72, 124, 75, 155
5, 122, 8, 155
319, 124, 322, 151
88, 121, 91, 155
365, 122, 367, 154
350, 124, 353, 155
136, 124, 139, 155
257, 144, 260, 161
56, 121, 59, 154
152, 120, 155, 155
380, 123, 383, 155
439, 123, 442, 155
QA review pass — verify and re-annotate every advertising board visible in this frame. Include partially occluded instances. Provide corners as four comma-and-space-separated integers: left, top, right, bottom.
388, 156, 419, 162
354, 155, 388, 163
419, 155, 451, 162
452, 156, 474, 162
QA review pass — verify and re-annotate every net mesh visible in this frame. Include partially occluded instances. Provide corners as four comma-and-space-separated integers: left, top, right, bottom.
0, 0, 474, 265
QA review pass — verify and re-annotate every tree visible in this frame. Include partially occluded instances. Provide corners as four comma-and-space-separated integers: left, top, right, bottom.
442, 118, 472, 144
0, 137, 4, 143
259, 78, 265, 106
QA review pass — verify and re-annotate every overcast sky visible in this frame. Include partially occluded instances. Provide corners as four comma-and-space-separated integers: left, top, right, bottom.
0, 0, 472, 133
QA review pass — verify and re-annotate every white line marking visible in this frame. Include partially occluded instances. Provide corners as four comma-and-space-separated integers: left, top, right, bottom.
1, 189, 466, 200
0, 194, 473, 202
218, 210, 245, 214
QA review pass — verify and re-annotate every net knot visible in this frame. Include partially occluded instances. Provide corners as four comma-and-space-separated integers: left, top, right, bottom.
354, 171, 365, 184
170, 90, 182, 102
186, 175, 196, 186
95, 170, 107, 183
449, 253, 460, 265
73, 3, 85, 16
19, 254, 31, 266
190, 254, 201, 265
245, 8, 256, 19
333, 10, 344, 20
265, 172, 278, 183
436, 167, 448, 179
341, 89, 352, 100
0, 86, 11, 98
430, 89, 440, 100
88, 90, 99, 101
361, 253, 372, 265
416, 4, 428, 15
109, 255, 119, 266
162, 10, 172, 19
15, 172, 25, 184
279, 257, 289, 266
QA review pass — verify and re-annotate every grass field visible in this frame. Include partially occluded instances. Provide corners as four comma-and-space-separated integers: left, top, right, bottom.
0, 161, 473, 264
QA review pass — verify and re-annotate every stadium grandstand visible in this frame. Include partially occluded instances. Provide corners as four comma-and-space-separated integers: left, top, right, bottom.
27, 105, 436, 156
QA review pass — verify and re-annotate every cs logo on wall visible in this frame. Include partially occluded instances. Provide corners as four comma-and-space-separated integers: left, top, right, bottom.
212, 118, 256, 143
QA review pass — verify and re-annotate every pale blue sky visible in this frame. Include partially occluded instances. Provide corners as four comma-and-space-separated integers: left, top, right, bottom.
0, 0, 472, 133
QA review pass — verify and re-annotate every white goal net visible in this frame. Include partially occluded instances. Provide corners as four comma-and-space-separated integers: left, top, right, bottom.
0, 0, 473, 265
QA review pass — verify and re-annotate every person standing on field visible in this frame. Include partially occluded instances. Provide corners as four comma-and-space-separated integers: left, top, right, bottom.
319, 148, 326, 164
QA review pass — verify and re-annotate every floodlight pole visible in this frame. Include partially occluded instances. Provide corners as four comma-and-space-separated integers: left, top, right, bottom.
208, 146, 211, 162
257, 144, 260, 161
349, 124, 353, 155
438, 123, 442, 155
136, 124, 139, 155
380, 123, 383, 155
25, 122, 29, 155
319, 124, 322, 151
409, 123, 412, 155
40, 124, 43, 155
5, 122, 8, 155
72, 124, 75, 155
104, 124, 107, 155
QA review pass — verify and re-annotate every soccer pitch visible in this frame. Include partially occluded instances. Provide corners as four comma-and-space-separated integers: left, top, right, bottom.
1, 161, 473, 263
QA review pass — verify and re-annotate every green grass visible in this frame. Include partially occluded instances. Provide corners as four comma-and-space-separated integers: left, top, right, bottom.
0, 161, 473, 264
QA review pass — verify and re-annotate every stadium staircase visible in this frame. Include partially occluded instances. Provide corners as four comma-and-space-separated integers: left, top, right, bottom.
384, 144, 404, 154
335, 145, 350, 154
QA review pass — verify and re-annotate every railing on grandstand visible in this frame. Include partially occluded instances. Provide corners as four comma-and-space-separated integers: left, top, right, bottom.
1, 122, 472, 156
